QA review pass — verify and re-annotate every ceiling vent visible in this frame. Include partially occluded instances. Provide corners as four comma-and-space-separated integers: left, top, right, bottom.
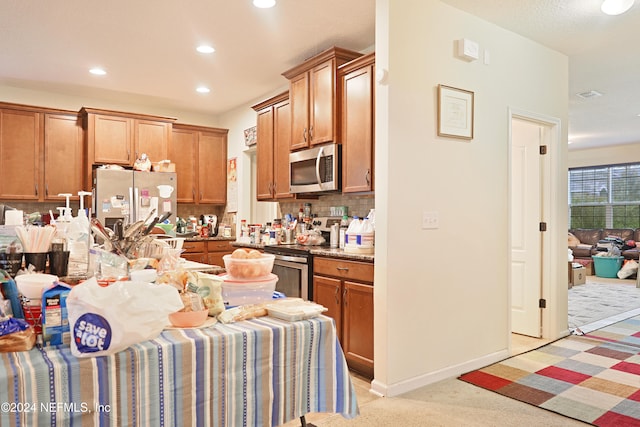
576, 90, 603, 99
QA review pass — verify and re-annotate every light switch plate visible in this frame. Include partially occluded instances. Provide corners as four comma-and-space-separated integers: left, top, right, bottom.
422, 211, 439, 229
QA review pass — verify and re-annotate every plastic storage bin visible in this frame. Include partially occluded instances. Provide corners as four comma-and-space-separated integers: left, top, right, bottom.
221, 273, 278, 307
592, 256, 624, 278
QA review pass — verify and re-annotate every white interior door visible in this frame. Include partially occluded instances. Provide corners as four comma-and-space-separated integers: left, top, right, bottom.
511, 118, 543, 337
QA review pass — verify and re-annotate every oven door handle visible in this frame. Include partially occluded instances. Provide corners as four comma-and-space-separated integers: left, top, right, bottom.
273, 254, 308, 263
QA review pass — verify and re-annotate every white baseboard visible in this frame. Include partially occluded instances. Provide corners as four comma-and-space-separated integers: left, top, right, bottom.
369, 349, 510, 397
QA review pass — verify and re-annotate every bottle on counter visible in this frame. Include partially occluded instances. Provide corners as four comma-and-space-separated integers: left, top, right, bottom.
262, 222, 272, 245
339, 215, 349, 249
330, 223, 339, 248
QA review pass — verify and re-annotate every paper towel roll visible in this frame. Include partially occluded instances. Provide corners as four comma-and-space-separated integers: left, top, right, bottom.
5, 210, 23, 226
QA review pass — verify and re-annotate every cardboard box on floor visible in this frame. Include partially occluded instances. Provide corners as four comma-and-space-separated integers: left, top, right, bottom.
571, 266, 587, 286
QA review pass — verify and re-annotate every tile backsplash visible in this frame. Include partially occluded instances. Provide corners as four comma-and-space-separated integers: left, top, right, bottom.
279, 193, 374, 219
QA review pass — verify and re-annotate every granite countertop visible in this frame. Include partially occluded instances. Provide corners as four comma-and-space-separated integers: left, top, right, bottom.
231, 241, 265, 250
184, 236, 236, 242
309, 247, 374, 263
231, 241, 374, 262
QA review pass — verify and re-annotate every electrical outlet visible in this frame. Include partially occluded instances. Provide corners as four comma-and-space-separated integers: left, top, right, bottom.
422, 211, 439, 229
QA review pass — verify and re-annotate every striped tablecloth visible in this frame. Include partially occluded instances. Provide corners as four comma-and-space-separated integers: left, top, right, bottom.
0, 315, 359, 426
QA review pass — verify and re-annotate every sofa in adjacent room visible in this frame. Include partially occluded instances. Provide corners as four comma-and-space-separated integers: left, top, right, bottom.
569, 228, 640, 262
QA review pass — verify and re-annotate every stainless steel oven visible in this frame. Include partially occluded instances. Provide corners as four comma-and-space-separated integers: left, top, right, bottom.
264, 245, 313, 300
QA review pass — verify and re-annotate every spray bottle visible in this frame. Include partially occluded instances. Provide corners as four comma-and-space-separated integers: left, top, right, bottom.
66, 191, 92, 276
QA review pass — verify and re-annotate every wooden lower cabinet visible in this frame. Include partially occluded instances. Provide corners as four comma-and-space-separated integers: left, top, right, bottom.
182, 240, 234, 266
207, 240, 234, 267
181, 240, 207, 264
313, 257, 374, 378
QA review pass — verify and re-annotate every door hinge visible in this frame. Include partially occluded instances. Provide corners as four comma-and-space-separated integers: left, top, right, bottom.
539, 145, 547, 155
539, 222, 547, 232
539, 298, 546, 309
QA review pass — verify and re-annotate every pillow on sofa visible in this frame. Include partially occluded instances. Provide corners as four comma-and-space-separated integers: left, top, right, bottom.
568, 232, 580, 247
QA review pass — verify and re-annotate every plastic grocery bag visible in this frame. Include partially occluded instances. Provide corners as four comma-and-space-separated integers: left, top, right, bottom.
67, 277, 183, 357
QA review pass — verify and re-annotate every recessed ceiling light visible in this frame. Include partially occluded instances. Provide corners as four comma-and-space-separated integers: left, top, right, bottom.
196, 86, 210, 94
196, 45, 215, 54
89, 67, 106, 75
253, 0, 276, 8
601, 0, 635, 15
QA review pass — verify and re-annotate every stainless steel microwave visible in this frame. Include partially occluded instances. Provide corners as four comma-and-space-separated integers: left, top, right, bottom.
289, 143, 341, 194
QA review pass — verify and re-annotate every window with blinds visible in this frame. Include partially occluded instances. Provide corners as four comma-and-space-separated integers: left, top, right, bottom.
569, 164, 640, 229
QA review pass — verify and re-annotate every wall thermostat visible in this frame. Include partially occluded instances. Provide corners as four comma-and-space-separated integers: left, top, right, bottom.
457, 38, 479, 61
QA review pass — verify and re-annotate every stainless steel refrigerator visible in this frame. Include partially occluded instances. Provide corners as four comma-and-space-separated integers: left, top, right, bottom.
92, 169, 177, 229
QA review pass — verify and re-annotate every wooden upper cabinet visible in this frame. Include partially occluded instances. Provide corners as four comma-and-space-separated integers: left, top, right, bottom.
340, 52, 375, 193
0, 108, 41, 200
252, 91, 293, 201
198, 129, 227, 204
134, 119, 171, 163
283, 47, 362, 151
170, 124, 228, 205
255, 105, 275, 200
272, 99, 292, 199
89, 113, 132, 165
169, 126, 198, 203
44, 113, 85, 200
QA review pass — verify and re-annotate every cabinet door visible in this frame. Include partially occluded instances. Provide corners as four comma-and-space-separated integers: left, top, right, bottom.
92, 114, 133, 165
289, 72, 310, 150
342, 280, 374, 376
44, 114, 84, 200
342, 63, 374, 193
134, 119, 170, 163
256, 106, 274, 200
273, 99, 293, 199
310, 59, 336, 145
207, 241, 234, 267
313, 275, 343, 339
0, 109, 41, 199
198, 131, 227, 204
170, 128, 198, 203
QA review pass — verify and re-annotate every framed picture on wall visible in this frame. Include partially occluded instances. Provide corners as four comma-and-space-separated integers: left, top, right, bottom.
244, 126, 257, 146
437, 84, 474, 140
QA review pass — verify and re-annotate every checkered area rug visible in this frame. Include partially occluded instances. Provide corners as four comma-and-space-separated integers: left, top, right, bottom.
460, 315, 640, 426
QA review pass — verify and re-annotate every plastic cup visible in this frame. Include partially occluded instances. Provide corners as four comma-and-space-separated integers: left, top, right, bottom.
48, 251, 70, 277
24, 252, 48, 273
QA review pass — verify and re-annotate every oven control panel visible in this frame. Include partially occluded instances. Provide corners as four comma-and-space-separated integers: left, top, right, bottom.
310, 216, 342, 232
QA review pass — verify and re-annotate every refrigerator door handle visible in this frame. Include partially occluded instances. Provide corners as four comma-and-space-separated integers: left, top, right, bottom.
129, 187, 134, 224
134, 187, 139, 222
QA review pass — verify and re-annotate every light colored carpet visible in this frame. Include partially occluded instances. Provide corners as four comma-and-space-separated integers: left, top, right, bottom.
568, 277, 640, 329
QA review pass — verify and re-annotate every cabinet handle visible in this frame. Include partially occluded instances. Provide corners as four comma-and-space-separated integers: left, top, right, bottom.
309, 125, 313, 141
45, 184, 49, 197
192, 188, 196, 200
199, 192, 203, 201
127, 149, 130, 161
303, 128, 307, 142
336, 267, 349, 272
334, 287, 340, 305
366, 169, 371, 186
34, 184, 38, 197
343, 288, 348, 306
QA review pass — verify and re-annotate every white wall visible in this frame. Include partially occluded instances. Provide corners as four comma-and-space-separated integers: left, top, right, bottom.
569, 142, 640, 168
373, 0, 568, 396
0, 84, 219, 126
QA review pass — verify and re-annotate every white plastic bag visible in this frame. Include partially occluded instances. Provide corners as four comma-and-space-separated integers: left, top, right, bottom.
617, 259, 638, 279
67, 277, 183, 357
